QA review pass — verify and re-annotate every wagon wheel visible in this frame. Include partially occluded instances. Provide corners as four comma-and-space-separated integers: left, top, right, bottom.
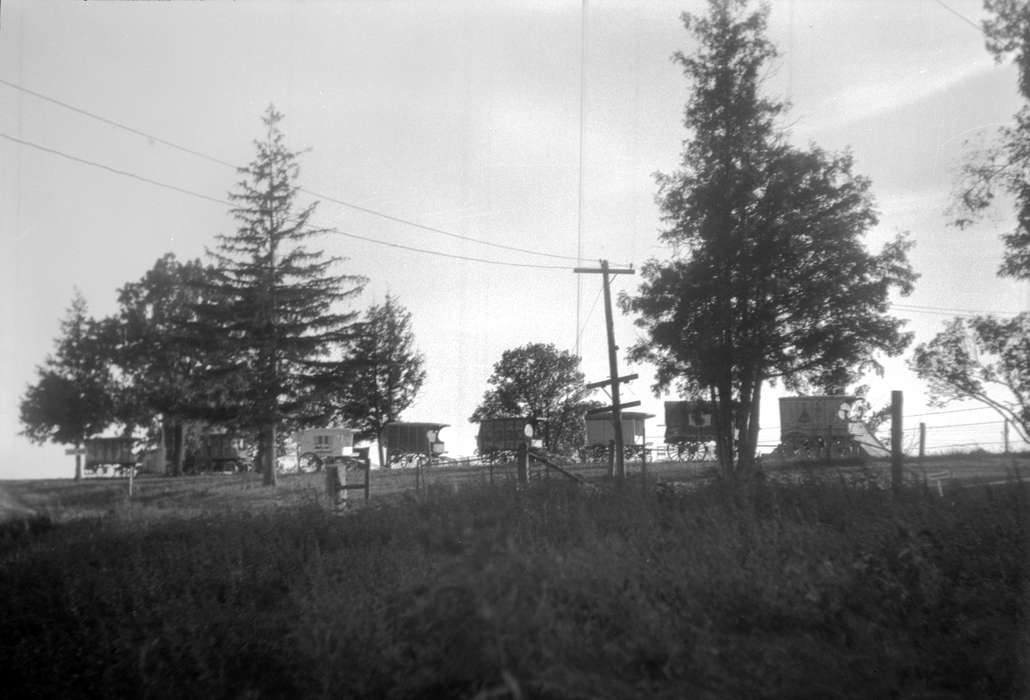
782, 433, 807, 458
299, 452, 323, 473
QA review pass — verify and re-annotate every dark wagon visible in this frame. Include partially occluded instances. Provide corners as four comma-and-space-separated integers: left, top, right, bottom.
663, 400, 718, 461
381, 422, 447, 468
85, 437, 137, 476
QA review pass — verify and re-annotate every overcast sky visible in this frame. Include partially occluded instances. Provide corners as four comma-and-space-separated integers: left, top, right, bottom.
2, 0, 1027, 479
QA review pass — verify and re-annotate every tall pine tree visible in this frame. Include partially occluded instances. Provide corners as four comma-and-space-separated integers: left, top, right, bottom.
193, 106, 366, 486
622, 0, 916, 474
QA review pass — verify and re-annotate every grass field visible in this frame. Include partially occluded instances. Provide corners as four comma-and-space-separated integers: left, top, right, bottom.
1, 457, 1027, 698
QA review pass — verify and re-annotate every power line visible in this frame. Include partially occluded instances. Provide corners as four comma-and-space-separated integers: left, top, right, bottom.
0, 76, 592, 264
0, 132, 229, 207
323, 226, 570, 270
0, 77, 237, 169
1, 132, 573, 271
892, 303, 1022, 317
575, 0, 588, 356
905, 406, 996, 418
575, 284, 604, 349
308, 187, 584, 262
920, 420, 1006, 429
933, 0, 984, 34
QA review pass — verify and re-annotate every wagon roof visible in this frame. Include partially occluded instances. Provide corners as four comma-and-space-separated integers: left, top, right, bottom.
586, 411, 655, 420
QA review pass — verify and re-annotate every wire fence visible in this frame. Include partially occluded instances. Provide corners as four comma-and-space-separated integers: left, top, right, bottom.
666, 405, 1028, 458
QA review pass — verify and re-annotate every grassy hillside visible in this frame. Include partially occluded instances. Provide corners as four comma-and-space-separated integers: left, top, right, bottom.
1, 469, 1027, 699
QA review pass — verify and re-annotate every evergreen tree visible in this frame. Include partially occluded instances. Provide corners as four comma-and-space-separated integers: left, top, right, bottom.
621, 0, 916, 474
192, 106, 366, 486
336, 295, 427, 467
19, 290, 116, 480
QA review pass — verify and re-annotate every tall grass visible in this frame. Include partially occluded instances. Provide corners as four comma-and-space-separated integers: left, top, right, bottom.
1, 477, 1026, 698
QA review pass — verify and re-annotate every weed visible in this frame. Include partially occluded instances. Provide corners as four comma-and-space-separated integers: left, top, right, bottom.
0, 477, 1026, 698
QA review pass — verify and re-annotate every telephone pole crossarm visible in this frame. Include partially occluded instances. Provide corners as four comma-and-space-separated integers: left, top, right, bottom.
585, 373, 638, 390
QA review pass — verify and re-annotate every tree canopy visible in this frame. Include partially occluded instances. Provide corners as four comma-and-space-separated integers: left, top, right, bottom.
951, 0, 1030, 279
911, 314, 1029, 444
19, 291, 116, 479
98, 253, 215, 475
621, 0, 916, 473
334, 295, 426, 467
190, 105, 366, 485
470, 343, 596, 456
917, 2, 1030, 448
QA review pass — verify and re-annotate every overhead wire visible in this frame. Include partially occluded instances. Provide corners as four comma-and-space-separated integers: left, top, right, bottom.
892, 303, 1022, 317
575, 284, 604, 349
933, 0, 984, 34
0, 77, 611, 265
0, 132, 230, 207
0, 132, 572, 271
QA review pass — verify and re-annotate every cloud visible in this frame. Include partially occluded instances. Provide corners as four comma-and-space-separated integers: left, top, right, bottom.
799, 53, 999, 133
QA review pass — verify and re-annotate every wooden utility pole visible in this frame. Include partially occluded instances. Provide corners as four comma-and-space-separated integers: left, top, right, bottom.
575, 260, 635, 479
891, 391, 903, 492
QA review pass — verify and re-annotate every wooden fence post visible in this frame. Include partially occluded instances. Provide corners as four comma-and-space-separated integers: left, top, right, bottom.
891, 391, 903, 492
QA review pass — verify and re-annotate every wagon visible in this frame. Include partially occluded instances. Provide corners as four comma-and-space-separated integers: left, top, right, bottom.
381, 422, 447, 468
293, 427, 355, 472
85, 437, 137, 476
776, 396, 888, 460
195, 434, 253, 472
663, 400, 718, 461
476, 417, 535, 456
583, 411, 654, 462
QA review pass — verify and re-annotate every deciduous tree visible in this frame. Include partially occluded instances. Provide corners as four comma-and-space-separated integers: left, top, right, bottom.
951, 0, 1030, 279
470, 343, 596, 456
911, 314, 1029, 444
99, 253, 215, 475
621, 0, 916, 474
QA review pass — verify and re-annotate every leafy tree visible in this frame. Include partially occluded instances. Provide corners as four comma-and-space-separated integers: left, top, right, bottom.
190, 106, 366, 486
927, 4, 1030, 447
334, 295, 426, 467
470, 343, 597, 456
99, 253, 216, 475
19, 291, 116, 479
911, 314, 1029, 444
950, 0, 1030, 279
621, 0, 916, 474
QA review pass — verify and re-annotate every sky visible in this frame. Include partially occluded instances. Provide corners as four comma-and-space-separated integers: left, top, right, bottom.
2, 0, 1028, 480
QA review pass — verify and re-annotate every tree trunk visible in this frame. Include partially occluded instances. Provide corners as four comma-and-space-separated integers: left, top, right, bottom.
714, 380, 736, 475
74, 438, 83, 481
737, 380, 762, 472
262, 422, 278, 486
376, 429, 386, 470
172, 421, 184, 477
